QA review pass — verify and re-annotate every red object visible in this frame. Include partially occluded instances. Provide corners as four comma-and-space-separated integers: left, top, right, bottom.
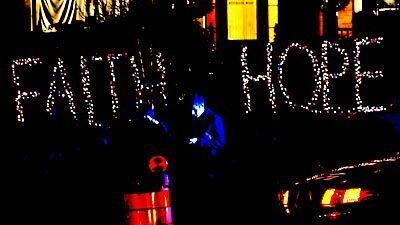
319, 11, 324, 37
124, 189, 173, 225
149, 156, 168, 173
329, 189, 345, 205
206, 1, 217, 42
327, 211, 342, 220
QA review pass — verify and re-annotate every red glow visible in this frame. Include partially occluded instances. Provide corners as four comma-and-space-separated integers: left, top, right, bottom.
124, 189, 173, 225
206, 1, 217, 42
327, 211, 342, 220
319, 11, 324, 37
360, 190, 373, 200
149, 156, 168, 173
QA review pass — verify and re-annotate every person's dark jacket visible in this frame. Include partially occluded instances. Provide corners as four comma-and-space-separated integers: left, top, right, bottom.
191, 108, 225, 156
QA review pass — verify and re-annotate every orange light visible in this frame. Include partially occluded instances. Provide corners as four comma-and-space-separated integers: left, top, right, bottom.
282, 190, 289, 206
337, 0, 353, 37
278, 190, 290, 214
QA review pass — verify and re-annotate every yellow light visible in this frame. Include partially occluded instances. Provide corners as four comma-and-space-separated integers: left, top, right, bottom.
321, 189, 335, 206
196, 16, 206, 29
268, 6, 278, 29
268, 1, 278, 42
227, 0, 257, 40
354, 0, 363, 13
282, 190, 289, 206
269, 0, 278, 5
343, 188, 361, 204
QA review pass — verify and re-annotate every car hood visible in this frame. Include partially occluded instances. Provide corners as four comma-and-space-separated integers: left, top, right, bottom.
302, 152, 400, 188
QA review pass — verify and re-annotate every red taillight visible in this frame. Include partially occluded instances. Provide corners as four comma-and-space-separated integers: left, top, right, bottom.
321, 188, 373, 207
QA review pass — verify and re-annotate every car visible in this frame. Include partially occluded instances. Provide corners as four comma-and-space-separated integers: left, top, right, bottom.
276, 152, 400, 225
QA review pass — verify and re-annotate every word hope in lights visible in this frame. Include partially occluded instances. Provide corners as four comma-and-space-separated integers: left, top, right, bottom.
241, 37, 387, 115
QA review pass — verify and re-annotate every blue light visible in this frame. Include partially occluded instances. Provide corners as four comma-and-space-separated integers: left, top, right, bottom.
102, 137, 110, 145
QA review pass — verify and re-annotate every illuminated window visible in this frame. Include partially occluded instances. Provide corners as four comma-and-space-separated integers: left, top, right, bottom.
337, 0, 353, 37
319, 0, 354, 38
227, 0, 258, 40
268, 0, 278, 42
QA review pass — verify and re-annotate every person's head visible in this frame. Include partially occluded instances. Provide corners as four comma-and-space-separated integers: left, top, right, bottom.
192, 93, 205, 118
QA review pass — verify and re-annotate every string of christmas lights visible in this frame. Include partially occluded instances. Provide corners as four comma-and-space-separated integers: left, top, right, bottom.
320, 0, 347, 11
354, 37, 386, 113
80, 56, 102, 127
129, 49, 168, 110
130, 54, 142, 109
107, 53, 128, 119
155, 51, 168, 107
11, 57, 43, 124
136, 47, 146, 108
240, 44, 277, 114
10, 38, 388, 124
240, 38, 388, 116
321, 41, 350, 114
277, 43, 321, 113
46, 58, 78, 121
321, 0, 329, 10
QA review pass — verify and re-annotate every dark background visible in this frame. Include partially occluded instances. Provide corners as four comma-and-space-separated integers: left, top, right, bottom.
2, 1, 400, 224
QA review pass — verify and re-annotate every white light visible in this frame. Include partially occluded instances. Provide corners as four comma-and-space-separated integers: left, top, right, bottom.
354, 37, 386, 113
277, 42, 321, 112
240, 44, 277, 114
11, 57, 43, 124
46, 58, 78, 121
